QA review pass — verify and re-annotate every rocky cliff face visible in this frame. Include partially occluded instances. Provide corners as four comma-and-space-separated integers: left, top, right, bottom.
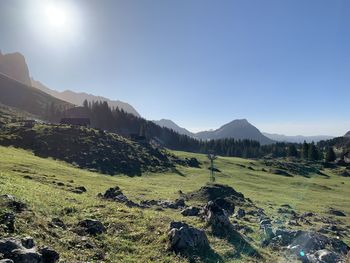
0, 51, 31, 86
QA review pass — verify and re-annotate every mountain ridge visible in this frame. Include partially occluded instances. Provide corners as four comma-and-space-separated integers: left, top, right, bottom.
263, 132, 335, 143
154, 118, 274, 145
0, 51, 140, 117
152, 119, 194, 137
31, 79, 141, 117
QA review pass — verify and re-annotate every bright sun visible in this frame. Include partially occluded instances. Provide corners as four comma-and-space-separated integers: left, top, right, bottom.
45, 5, 67, 28
45, 4, 69, 29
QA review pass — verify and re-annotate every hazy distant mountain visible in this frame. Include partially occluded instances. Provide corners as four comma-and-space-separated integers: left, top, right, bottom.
196, 119, 274, 145
263, 133, 334, 143
345, 131, 350, 137
0, 51, 31, 86
152, 119, 194, 137
0, 72, 72, 117
31, 79, 140, 117
0, 51, 140, 117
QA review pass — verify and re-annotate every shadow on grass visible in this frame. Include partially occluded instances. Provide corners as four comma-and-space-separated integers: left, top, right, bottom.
186, 248, 225, 263
225, 230, 262, 260
171, 168, 186, 177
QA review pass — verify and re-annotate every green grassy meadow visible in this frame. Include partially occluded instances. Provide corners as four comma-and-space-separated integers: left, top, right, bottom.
0, 146, 349, 262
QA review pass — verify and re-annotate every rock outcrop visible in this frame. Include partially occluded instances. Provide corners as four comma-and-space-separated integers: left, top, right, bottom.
0, 237, 59, 263
0, 52, 31, 86
168, 221, 210, 256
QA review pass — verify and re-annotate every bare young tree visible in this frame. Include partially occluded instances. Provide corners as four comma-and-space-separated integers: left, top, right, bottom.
207, 152, 217, 183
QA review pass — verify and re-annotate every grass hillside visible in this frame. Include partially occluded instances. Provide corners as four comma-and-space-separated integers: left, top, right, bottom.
0, 72, 72, 117
0, 121, 180, 175
0, 146, 349, 262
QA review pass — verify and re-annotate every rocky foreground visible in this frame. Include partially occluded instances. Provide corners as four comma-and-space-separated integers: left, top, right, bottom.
0, 183, 349, 262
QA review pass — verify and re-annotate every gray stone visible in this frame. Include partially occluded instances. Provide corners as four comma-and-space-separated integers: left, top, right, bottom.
236, 208, 245, 218
168, 221, 210, 255
314, 249, 340, 263
181, 207, 200, 217
204, 201, 232, 236
78, 219, 106, 235
10, 248, 42, 263
0, 212, 15, 233
39, 247, 60, 263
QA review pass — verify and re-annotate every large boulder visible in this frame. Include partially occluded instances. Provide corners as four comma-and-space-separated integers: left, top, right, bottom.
168, 221, 210, 256
10, 248, 42, 263
266, 229, 349, 261
204, 201, 232, 236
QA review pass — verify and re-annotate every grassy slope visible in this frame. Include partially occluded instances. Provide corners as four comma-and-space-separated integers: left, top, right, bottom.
0, 146, 349, 262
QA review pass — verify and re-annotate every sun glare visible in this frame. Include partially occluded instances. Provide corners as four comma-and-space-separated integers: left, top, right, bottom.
45, 4, 67, 28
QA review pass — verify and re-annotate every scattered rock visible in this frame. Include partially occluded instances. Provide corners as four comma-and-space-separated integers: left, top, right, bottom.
236, 208, 246, 218
71, 186, 87, 194
21, 237, 35, 249
186, 158, 201, 168
77, 219, 106, 236
49, 218, 66, 229
0, 212, 15, 233
313, 249, 340, 263
0, 259, 14, 263
99, 187, 123, 200
168, 221, 210, 256
140, 198, 186, 209
277, 207, 297, 216
61, 207, 76, 215
328, 208, 346, 217
39, 247, 60, 263
0, 195, 27, 213
181, 206, 201, 217
0, 237, 59, 263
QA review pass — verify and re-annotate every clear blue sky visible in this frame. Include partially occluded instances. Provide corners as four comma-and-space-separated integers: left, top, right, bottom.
1, 0, 349, 135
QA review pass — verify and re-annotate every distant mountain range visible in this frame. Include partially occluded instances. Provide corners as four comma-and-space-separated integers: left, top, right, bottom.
0, 51, 140, 117
1, 51, 345, 145
262, 133, 334, 143
31, 79, 140, 117
153, 119, 274, 145
153, 119, 342, 144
